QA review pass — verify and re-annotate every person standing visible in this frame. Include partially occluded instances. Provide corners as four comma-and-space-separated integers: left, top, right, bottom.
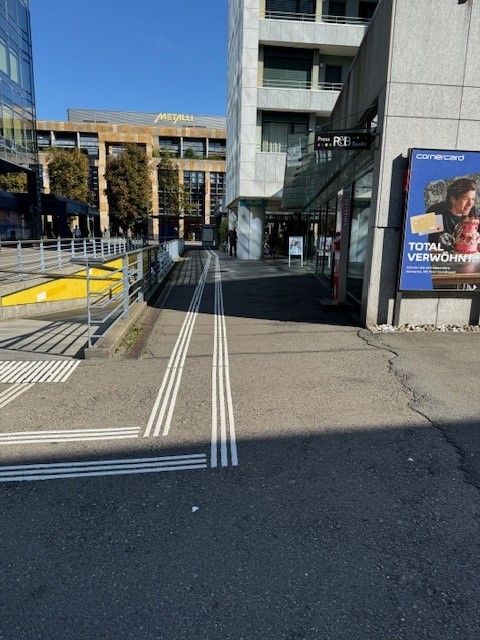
228, 228, 238, 257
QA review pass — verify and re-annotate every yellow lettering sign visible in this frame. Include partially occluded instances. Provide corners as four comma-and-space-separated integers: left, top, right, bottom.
154, 113, 195, 124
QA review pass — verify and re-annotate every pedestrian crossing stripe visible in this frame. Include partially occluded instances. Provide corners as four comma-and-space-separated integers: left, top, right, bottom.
0, 426, 141, 445
0, 360, 80, 383
0, 453, 208, 482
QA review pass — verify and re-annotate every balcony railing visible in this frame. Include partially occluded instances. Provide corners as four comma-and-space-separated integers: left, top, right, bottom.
258, 141, 287, 153
264, 10, 315, 22
263, 78, 311, 90
318, 82, 343, 91
262, 79, 343, 92
321, 14, 371, 25
262, 11, 371, 26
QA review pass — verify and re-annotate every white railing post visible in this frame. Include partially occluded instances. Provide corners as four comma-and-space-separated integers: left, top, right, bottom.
137, 249, 144, 303
122, 254, 129, 317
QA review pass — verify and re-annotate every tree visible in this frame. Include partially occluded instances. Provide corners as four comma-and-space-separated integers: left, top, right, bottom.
104, 144, 152, 235
47, 147, 90, 203
157, 150, 192, 218
0, 172, 27, 192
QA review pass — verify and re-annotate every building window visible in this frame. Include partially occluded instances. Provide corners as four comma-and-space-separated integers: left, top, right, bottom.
159, 137, 180, 157
358, 2, 377, 19
36, 131, 52, 148
107, 143, 127, 157
261, 112, 309, 153
210, 172, 225, 216
183, 138, 205, 159
0, 39, 7, 74
265, 0, 315, 21
53, 132, 77, 149
208, 139, 226, 159
89, 166, 99, 207
158, 166, 179, 215
324, 65, 342, 84
8, 49, 19, 84
263, 46, 312, 90
79, 133, 99, 157
328, 1, 346, 17
347, 170, 373, 303
184, 170, 205, 217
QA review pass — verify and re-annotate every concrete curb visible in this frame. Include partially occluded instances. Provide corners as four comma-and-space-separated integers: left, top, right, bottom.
84, 301, 147, 359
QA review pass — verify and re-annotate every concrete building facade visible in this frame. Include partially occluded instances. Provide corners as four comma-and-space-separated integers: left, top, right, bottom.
226, 0, 379, 259
36, 109, 226, 240
282, 0, 480, 327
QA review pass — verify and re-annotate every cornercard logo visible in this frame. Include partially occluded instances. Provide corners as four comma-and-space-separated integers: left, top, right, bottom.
415, 153, 465, 161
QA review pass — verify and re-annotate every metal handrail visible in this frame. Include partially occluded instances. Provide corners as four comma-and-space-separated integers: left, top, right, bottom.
264, 10, 315, 21
263, 78, 311, 90
321, 14, 371, 25
262, 11, 371, 26
318, 82, 343, 91
0, 237, 131, 285
85, 239, 185, 348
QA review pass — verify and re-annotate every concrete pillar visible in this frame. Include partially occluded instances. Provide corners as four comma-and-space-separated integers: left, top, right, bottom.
237, 200, 266, 260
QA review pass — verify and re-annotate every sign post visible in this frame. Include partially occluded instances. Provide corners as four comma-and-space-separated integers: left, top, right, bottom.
288, 236, 304, 267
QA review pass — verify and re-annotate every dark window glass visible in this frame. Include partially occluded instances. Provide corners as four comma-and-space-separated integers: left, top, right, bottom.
266, 0, 315, 18
208, 139, 226, 158
53, 133, 77, 149
325, 65, 342, 83
159, 137, 180, 157
210, 172, 225, 216
263, 46, 312, 89
358, 2, 377, 19
184, 170, 205, 217
328, 1, 346, 16
183, 139, 205, 158
261, 111, 309, 152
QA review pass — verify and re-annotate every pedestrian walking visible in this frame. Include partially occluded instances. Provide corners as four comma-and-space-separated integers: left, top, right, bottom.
228, 228, 238, 257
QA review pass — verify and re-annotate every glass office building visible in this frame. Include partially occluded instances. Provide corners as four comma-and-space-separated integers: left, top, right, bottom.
0, 0, 40, 240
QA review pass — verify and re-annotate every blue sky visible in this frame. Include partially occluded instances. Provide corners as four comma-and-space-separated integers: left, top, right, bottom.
29, 1, 228, 121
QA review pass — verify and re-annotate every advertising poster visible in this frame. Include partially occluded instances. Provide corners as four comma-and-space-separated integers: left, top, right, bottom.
399, 149, 480, 291
288, 236, 303, 266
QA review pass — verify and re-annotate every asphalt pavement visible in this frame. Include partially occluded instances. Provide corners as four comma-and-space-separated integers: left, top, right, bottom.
0, 246, 479, 639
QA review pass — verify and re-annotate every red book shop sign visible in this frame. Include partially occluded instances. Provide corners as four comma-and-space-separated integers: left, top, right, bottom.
314, 131, 373, 151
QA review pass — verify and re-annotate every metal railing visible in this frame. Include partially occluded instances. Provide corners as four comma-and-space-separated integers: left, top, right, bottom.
262, 79, 343, 92
318, 81, 343, 91
263, 78, 312, 90
0, 237, 184, 349
264, 10, 315, 22
262, 11, 371, 26
84, 239, 184, 348
0, 237, 136, 285
322, 14, 371, 25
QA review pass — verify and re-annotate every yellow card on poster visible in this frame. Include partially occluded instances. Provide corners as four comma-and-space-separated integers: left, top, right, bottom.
410, 212, 440, 235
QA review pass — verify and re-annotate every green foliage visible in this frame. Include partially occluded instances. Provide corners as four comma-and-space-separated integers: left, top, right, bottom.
219, 217, 228, 243
47, 148, 90, 203
183, 148, 197, 159
104, 144, 152, 234
0, 172, 27, 192
157, 150, 192, 217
